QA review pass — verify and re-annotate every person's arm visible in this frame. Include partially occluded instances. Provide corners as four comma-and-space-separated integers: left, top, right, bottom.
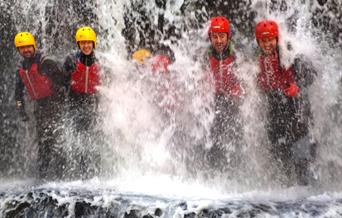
63, 54, 76, 83
15, 72, 24, 108
293, 55, 317, 88
40, 57, 64, 85
14, 72, 28, 121
40, 55, 73, 95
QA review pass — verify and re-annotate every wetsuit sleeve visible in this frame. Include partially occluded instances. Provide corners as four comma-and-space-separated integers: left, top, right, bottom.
14, 72, 25, 109
63, 55, 76, 74
293, 55, 317, 88
40, 57, 68, 90
63, 55, 76, 82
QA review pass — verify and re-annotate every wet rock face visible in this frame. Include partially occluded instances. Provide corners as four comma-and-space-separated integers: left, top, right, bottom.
311, 0, 342, 48
1, 187, 342, 217
122, 0, 342, 52
0, 2, 22, 178
0, 189, 166, 218
122, 0, 256, 54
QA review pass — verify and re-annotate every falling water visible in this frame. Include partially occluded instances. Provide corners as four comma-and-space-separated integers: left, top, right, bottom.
0, 0, 341, 217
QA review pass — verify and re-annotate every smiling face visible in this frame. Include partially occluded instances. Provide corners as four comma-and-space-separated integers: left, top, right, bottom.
18, 45, 35, 59
79, 40, 94, 55
210, 32, 229, 53
258, 37, 278, 56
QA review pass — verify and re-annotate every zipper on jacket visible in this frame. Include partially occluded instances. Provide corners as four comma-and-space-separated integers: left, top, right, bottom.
25, 70, 37, 99
85, 66, 89, 94
219, 53, 223, 92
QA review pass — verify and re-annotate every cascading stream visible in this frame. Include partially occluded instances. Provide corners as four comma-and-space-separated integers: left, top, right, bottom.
0, 0, 341, 217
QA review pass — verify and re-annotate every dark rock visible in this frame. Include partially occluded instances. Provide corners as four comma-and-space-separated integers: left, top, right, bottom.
154, 208, 163, 216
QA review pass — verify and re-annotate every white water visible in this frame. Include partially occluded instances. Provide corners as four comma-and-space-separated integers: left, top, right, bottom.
2, 0, 342, 203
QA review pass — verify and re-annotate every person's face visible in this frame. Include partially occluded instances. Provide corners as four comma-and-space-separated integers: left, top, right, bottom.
210, 32, 229, 53
79, 40, 94, 55
258, 37, 277, 56
18, 45, 35, 59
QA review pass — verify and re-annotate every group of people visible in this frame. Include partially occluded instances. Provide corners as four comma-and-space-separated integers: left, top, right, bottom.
14, 27, 101, 180
203, 16, 317, 185
14, 16, 317, 186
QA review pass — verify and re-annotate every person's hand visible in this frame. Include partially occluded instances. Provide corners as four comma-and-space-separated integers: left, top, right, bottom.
16, 101, 29, 122
16, 101, 23, 109
231, 84, 241, 97
284, 82, 300, 97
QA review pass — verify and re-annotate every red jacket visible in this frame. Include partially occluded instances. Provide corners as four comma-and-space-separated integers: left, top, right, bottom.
257, 52, 295, 92
18, 63, 54, 100
71, 60, 101, 94
208, 47, 241, 96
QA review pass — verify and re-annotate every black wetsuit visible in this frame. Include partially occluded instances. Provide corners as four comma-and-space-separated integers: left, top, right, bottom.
63, 51, 99, 132
261, 55, 317, 185
63, 51, 101, 179
15, 52, 66, 180
206, 45, 243, 174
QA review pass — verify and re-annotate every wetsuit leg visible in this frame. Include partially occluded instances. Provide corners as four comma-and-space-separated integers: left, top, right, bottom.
207, 95, 242, 174
36, 97, 65, 180
292, 134, 317, 185
35, 106, 51, 180
267, 94, 296, 184
291, 97, 317, 186
69, 94, 100, 179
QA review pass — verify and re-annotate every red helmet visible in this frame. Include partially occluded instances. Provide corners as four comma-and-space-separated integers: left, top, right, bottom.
209, 16, 231, 36
151, 54, 171, 73
255, 20, 279, 40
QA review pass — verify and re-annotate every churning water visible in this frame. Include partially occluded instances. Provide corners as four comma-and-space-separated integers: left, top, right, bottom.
0, 0, 341, 217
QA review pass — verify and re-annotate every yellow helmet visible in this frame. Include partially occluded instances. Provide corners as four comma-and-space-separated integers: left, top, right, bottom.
75, 26, 97, 48
132, 49, 152, 64
14, 32, 36, 49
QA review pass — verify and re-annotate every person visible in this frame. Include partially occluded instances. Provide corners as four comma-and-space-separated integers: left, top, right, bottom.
205, 16, 243, 174
14, 31, 66, 180
63, 26, 101, 179
255, 20, 317, 186
132, 48, 152, 64
150, 54, 172, 73
132, 48, 176, 116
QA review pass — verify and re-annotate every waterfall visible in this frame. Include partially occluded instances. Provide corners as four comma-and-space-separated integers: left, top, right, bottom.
0, 0, 341, 217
